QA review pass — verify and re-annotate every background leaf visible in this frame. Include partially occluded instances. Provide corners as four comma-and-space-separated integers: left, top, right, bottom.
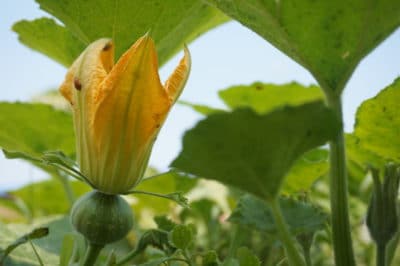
178, 101, 225, 116
207, 0, 400, 95
0, 222, 59, 266
127, 171, 197, 222
180, 83, 329, 194
0, 102, 74, 158
169, 224, 193, 250
354, 77, 400, 164
13, 18, 85, 67
219, 82, 323, 114
172, 101, 339, 199
5, 180, 89, 218
282, 148, 329, 194
14, 0, 228, 67
236, 246, 261, 266
229, 194, 328, 236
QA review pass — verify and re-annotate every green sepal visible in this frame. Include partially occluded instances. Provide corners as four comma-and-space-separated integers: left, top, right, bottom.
366, 163, 400, 246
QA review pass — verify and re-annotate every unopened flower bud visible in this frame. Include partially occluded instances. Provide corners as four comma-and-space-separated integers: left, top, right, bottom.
366, 163, 400, 246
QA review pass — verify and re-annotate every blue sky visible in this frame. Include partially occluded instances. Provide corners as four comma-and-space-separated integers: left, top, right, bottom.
1, 0, 399, 191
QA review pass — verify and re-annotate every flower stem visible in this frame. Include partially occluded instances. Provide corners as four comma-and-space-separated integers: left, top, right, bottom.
80, 243, 103, 266
270, 198, 306, 266
327, 96, 356, 266
377, 243, 386, 266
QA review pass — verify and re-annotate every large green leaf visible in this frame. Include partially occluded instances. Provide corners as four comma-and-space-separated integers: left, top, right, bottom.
346, 134, 386, 183
181, 83, 329, 194
172, 101, 339, 199
13, 18, 85, 67
354, 78, 400, 163
14, 0, 227, 67
0, 102, 74, 158
219, 82, 323, 114
229, 194, 328, 235
208, 0, 400, 96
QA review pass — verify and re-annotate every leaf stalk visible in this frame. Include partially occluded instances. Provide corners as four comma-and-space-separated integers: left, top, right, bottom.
270, 197, 306, 266
326, 95, 356, 266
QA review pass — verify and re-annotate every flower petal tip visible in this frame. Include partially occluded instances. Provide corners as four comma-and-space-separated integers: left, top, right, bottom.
165, 45, 191, 102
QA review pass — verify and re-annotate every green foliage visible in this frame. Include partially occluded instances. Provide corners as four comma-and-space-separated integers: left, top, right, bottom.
169, 224, 194, 250
354, 78, 400, 164
6, 179, 88, 217
135, 229, 173, 254
179, 101, 225, 116
172, 101, 339, 199
14, 0, 228, 67
154, 216, 177, 232
207, 0, 400, 95
59, 235, 75, 266
229, 194, 327, 236
13, 18, 85, 67
219, 82, 323, 114
236, 247, 260, 266
0, 102, 74, 158
181, 83, 332, 194
0, 227, 48, 264
131, 171, 196, 211
283, 148, 329, 194
202, 250, 219, 266
0, 222, 59, 265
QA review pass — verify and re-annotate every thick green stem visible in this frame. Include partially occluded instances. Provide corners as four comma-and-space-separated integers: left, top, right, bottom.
327, 96, 356, 266
377, 243, 386, 266
80, 243, 103, 266
270, 198, 306, 266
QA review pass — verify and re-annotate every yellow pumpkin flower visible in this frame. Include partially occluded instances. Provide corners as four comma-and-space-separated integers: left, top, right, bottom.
59, 34, 191, 194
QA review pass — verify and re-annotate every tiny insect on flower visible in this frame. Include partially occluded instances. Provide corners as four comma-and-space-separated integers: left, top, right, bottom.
59, 33, 191, 194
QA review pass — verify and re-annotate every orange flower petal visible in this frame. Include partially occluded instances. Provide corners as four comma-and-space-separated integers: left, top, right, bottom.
59, 38, 115, 178
92, 35, 170, 192
164, 45, 191, 102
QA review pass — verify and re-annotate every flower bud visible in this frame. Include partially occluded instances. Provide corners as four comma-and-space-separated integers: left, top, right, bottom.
70, 191, 133, 245
366, 163, 400, 246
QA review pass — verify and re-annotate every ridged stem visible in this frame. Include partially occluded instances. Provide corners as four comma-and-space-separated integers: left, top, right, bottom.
377, 243, 386, 266
327, 96, 356, 266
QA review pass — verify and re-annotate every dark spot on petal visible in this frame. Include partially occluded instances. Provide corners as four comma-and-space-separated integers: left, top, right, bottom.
155, 124, 161, 129
153, 113, 161, 121
74, 78, 82, 91
103, 42, 112, 51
